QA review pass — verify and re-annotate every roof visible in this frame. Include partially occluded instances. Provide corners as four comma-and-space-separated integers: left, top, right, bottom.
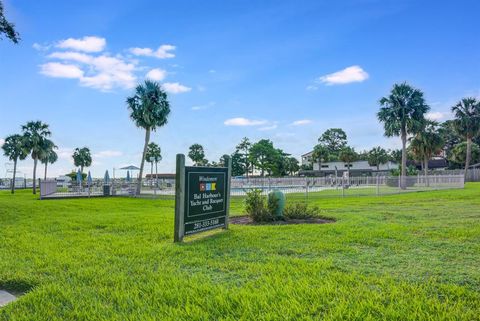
301, 151, 314, 157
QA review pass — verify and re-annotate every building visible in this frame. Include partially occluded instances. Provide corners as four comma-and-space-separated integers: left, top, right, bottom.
301, 151, 398, 176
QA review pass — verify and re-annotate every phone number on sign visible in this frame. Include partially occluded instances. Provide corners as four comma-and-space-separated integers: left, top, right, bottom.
193, 218, 220, 230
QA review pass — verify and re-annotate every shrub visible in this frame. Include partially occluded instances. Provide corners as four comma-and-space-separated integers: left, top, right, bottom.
267, 190, 285, 219
245, 189, 274, 222
283, 203, 321, 220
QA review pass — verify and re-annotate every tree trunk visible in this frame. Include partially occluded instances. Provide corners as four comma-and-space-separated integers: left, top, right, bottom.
44, 162, 48, 180
155, 161, 158, 188
424, 154, 429, 187
81, 165, 84, 174
150, 162, 153, 188
11, 159, 17, 194
32, 157, 38, 194
465, 136, 472, 178
137, 128, 150, 195
401, 130, 407, 189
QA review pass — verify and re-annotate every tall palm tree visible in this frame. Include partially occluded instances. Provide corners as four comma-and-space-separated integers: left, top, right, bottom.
377, 83, 429, 189
2, 134, 28, 193
451, 97, 480, 177
72, 147, 92, 173
146, 142, 162, 187
40, 139, 58, 179
22, 121, 51, 194
409, 122, 444, 185
367, 146, 389, 171
127, 80, 171, 195
339, 146, 357, 178
312, 144, 330, 172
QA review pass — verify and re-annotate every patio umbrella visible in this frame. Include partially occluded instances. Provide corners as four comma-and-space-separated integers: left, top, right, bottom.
126, 170, 131, 182
76, 169, 83, 184
104, 170, 110, 184
87, 171, 93, 186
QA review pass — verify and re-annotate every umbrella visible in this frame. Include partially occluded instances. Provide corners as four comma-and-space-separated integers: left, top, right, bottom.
87, 171, 93, 186
120, 165, 140, 171
76, 169, 83, 184
104, 170, 110, 184
126, 170, 131, 182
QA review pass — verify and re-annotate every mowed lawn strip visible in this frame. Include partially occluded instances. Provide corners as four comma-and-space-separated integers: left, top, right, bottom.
0, 184, 479, 320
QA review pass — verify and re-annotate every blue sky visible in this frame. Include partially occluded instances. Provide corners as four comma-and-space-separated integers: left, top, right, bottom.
1, 0, 479, 178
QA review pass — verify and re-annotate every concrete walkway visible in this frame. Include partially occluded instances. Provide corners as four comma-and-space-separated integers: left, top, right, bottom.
0, 290, 17, 307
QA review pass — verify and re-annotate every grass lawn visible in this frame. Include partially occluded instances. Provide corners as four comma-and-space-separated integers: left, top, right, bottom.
0, 184, 479, 320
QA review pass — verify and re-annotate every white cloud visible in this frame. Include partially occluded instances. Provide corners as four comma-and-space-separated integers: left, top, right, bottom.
93, 150, 123, 158
0, 138, 4, 147
130, 44, 176, 59
33, 43, 50, 51
56, 147, 74, 162
56, 36, 106, 52
44, 51, 137, 90
192, 102, 215, 111
291, 119, 312, 126
317, 65, 369, 85
258, 124, 278, 131
306, 85, 318, 91
426, 111, 449, 121
224, 117, 268, 126
162, 82, 191, 94
40, 62, 84, 78
145, 68, 167, 81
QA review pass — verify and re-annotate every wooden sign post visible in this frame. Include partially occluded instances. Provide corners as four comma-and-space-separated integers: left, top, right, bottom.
174, 154, 231, 242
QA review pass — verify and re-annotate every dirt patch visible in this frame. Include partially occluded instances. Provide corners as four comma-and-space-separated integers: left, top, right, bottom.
230, 215, 335, 225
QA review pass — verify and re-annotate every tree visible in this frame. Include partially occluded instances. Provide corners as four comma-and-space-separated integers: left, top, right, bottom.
451, 97, 480, 176
39, 139, 58, 179
0, 1, 20, 44
249, 139, 279, 177
236, 137, 251, 177
389, 149, 402, 164
367, 146, 389, 171
22, 121, 52, 194
127, 80, 171, 195
72, 147, 92, 174
339, 146, 357, 177
312, 144, 330, 171
230, 151, 245, 176
377, 82, 429, 188
448, 142, 480, 168
1, 134, 27, 193
188, 144, 206, 166
319, 128, 347, 156
219, 154, 230, 167
409, 122, 444, 183
146, 142, 162, 187
284, 157, 300, 175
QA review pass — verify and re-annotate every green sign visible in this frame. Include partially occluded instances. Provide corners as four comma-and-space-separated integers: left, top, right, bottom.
174, 154, 231, 242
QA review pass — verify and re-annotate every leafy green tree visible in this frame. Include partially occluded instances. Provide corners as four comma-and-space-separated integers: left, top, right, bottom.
230, 151, 245, 176
72, 147, 92, 174
409, 122, 444, 182
0, 1, 20, 43
367, 146, 389, 171
219, 154, 230, 167
318, 128, 347, 157
377, 82, 429, 188
22, 121, 52, 194
1, 134, 28, 193
236, 137, 251, 177
389, 149, 402, 164
188, 144, 206, 166
451, 97, 480, 175
146, 142, 162, 186
285, 156, 300, 175
249, 139, 279, 177
448, 142, 480, 168
127, 80, 171, 195
339, 146, 357, 177
312, 144, 330, 170
39, 139, 58, 179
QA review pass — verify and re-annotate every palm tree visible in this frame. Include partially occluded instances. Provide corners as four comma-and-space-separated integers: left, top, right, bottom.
188, 144, 206, 166
409, 122, 444, 185
146, 142, 162, 187
367, 146, 389, 171
377, 82, 429, 188
127, 80, 171, 195
2, 134, 28, 193
339, 146, 357, 178
451, 97, 480, 177
72, 147, 92, 174
40, 139, 58, 179
312, 144, 330, 172
22, 121, 52, 194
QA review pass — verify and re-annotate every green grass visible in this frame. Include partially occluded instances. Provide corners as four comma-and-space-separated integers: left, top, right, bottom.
1, 184, 479, 320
